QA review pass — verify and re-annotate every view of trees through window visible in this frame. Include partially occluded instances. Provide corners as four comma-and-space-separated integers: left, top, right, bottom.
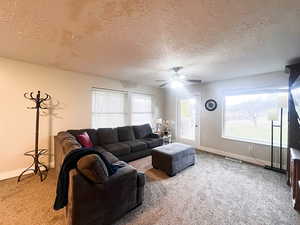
223, 91, 288, 146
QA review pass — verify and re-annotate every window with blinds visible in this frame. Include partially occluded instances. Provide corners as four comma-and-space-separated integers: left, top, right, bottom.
131, 93, 153, 126
92, 89, 128, 128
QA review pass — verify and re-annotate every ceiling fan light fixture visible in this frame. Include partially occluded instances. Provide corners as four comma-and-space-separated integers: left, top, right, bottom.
179, 74, 186, 80
171, 80, 183, 88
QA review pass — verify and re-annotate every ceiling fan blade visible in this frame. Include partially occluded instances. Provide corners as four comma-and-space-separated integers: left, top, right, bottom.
159, 82, 169, 88
186, 79, 202, 83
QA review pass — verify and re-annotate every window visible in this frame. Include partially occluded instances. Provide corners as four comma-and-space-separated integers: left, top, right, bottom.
92, 89, 127, 128
223, 90, 288, 146
131, 93, 153, 125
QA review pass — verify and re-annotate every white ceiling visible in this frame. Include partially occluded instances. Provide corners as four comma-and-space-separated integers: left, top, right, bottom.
0, 0, 299, 86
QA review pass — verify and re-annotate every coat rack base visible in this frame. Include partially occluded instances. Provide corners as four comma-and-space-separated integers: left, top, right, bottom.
17, 149, 48, 182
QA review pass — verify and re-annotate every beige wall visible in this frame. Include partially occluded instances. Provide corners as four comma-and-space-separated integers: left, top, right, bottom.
165, 71, 288, 166
0, 57, 164, 179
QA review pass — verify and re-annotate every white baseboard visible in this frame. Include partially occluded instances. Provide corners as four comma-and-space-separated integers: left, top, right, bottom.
0, 161, 55, 181
198, 146, 269, 167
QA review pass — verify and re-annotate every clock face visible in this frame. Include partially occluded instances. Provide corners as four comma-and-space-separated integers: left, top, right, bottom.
205, 99, 217, 111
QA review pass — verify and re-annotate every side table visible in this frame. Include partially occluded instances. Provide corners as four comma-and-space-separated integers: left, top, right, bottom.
163, 135, 172, 145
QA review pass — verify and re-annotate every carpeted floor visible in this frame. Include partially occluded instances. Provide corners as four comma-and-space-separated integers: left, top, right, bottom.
1, 152, 299, 225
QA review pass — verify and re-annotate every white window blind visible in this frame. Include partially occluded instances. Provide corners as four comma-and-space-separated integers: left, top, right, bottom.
92, 89, 127, 128
223, 90, 288, 146
131, 93, 153, 126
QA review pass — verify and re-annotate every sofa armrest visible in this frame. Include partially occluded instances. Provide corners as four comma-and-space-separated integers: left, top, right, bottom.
103, 163, 137, 187
137, 172, 145, 205
147, 133, 160, 138
137, 172, 145, 187
69, 164, 138, 225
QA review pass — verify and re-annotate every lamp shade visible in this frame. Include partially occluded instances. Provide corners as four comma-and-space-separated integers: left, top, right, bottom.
156, 118, 163, 124
268, 109, 279, 121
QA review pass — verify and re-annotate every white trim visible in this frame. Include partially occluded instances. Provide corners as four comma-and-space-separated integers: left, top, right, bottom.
91, 87, 128, 94
221, 135, 288, 148
0, 161, 55, 181
198, 146, 268, 167
222, 87, 288, 96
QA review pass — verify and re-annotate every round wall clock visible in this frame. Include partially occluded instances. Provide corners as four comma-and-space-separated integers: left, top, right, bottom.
205, 99, 217, 111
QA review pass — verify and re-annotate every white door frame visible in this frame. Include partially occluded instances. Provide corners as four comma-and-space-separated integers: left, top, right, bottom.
176, 95, 201, 148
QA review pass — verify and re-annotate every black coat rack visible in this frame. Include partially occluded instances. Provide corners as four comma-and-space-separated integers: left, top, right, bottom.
264, 108, 286, 174
18, 91, 51, 182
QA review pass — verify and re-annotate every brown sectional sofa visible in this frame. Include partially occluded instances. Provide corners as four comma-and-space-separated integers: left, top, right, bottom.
54, 124, 163, 225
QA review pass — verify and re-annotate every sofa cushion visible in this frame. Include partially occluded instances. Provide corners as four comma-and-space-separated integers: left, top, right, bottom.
133, 124, 153, 139
122, 141, 147, 153
76, 132, 93, 148
118, 126, 135, 142
67, 129, 99, 146
98, 128, 119, 145
139, 138, 163, 149
104, 143, 131, 156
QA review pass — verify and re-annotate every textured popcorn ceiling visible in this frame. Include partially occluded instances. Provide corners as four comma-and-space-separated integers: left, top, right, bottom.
0, 0, 299, 85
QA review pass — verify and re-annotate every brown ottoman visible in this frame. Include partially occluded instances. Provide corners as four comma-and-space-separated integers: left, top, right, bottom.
152, 143, 196, 176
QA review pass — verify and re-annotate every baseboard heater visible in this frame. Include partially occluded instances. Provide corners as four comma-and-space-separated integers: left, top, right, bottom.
225, 157, 243, 163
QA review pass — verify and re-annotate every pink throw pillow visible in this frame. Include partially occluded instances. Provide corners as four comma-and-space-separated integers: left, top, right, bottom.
76, 132, 93, 148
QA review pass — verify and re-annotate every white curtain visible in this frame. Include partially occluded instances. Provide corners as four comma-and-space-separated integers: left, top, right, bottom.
92, 89, 127, 128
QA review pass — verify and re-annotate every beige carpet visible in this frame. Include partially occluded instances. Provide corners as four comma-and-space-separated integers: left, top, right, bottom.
1, 152, 299, 225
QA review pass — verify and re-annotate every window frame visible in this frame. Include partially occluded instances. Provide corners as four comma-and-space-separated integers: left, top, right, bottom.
221, 88, 288, 147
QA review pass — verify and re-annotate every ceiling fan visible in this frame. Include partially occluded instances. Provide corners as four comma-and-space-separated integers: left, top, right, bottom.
156, 66, 202, 88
